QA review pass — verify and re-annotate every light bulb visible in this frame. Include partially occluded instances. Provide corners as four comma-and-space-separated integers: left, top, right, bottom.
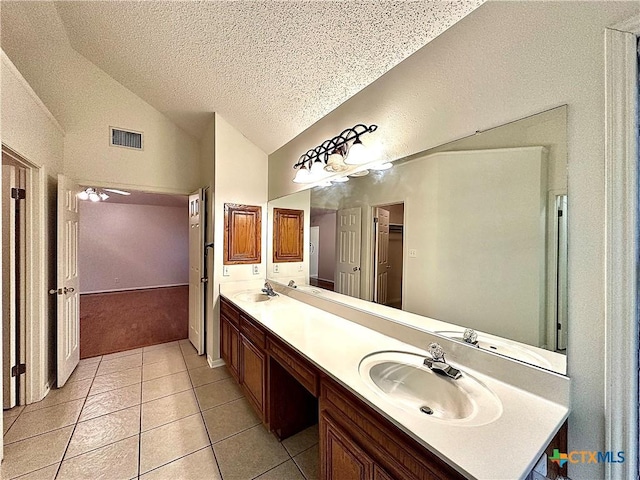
324, 151, 349, 173
293, 166, 312, 183
77, 190, 89, 200
99, 192, 109, 201
309, 158, 326, 178
89, 192, 100, 202
344, 138, 367, 165
332, 176, 349, 183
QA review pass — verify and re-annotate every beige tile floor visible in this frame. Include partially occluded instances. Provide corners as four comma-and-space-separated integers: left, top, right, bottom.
2, 340, 319, 480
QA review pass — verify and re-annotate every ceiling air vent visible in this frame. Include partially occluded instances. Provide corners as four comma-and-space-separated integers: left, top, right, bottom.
110, 127, 143, 150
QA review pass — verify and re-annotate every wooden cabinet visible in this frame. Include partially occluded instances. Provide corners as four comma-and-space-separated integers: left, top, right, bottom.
322, 412, 375, 479
239, 313, 267, 421
272, 208, 304, 263
240, 334, 266, 420
220, 299, 240, 380
320, 376, 466, 480
224, 203, 261, 265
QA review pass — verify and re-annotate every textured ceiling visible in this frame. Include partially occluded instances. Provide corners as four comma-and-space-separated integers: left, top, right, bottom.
53, 1, 483, 152
4, 1, 483, 154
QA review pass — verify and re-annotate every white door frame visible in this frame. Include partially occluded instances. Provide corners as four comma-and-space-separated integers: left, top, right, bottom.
604, 16, 639, 480
2, 146, 47, 406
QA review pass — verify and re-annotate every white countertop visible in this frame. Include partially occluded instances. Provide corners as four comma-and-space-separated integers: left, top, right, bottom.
220, 283, 569, 480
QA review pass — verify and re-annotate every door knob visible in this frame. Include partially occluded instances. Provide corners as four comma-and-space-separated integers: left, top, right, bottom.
66, 287, 75, 293
49, 288, 62, 295
352, 266, 361, 272
200, 277, 208, 283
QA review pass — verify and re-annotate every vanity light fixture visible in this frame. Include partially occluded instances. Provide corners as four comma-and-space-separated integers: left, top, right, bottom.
332, 176, 349, 183
292, 123, 378, 183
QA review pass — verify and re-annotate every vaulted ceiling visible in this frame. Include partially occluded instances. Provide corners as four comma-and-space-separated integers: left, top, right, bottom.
2, 1, 483, 153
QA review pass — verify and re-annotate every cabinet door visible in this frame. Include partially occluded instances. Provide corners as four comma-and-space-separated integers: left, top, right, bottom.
321, 412, 373, 480
273, 208, 304, 263
220, 316, 231, 364
229, 323, 240, 380
240, 335, 265, 419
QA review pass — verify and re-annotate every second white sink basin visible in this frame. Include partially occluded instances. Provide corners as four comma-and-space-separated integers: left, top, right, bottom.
359, 351, 502, 426
233, 292, 272, 303
435, 331, 553, 369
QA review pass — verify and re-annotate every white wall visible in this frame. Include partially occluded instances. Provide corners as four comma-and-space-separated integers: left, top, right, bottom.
267, 189, 310, 285
1, 2, 201, 195
79, 202, 188, 293
1, 51, 65, 403
268, 3, 640, 478
209, 113, 268, 359
310, 211, 336, 283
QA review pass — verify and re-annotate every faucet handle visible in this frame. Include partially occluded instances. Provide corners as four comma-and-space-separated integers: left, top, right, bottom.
428, 343, 445, 362
463, 328, 478, 345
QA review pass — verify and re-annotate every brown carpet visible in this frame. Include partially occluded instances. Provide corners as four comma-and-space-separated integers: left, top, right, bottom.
80, 286, 189, 359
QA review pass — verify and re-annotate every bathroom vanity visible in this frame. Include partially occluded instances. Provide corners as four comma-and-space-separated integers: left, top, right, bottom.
219, 283, 570, 480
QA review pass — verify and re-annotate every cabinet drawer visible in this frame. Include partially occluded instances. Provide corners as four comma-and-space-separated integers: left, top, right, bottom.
267, 338, 319, 396
241, 315, 266, 350
221, 298, 240, 326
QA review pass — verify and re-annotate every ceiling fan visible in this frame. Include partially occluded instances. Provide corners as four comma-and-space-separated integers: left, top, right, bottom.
77, 187, 131, 202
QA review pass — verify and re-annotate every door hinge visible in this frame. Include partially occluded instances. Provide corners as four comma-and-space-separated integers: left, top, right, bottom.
11, 188, 26, 200
374, 217, 379, 223
11, 363, 26, 377
558, 210, 563, 217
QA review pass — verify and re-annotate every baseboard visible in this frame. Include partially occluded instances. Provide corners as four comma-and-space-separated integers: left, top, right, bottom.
81, 284, 188, 295
208, 356, 225, 368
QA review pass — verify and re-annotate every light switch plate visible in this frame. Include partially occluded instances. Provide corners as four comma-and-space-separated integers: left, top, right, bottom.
273, 264, 280, 273
253, 265, 259, 275
409, 249, 417, 258
297, 264, 303, 272
223, 265, 230, 276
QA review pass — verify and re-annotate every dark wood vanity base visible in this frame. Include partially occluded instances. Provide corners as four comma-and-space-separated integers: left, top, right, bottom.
220, 296, 567, 480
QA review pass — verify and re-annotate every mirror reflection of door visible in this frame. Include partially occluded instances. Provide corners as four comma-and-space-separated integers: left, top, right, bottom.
335, 207, 361, 297
309, 226, 319, 279
373, 203, 404, 309
556, 195, 568, 351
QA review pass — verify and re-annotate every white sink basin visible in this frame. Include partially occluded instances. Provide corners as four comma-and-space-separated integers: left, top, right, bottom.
359, 351, 502, 426
435, 331, 553, 369
233, 292, 272, 303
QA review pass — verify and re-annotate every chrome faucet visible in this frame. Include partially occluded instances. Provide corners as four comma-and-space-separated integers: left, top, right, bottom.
261, 282, 278, 297
423, 343, 461, 379
287, 280, 297, 288
463, 328, 479, 346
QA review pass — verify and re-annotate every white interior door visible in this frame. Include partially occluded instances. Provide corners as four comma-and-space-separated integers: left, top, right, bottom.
56, 174, 80, 387
373, 207, 390, 305
309, 226, 319, 278
3, 165, 17, 408
188, 189, 205, 355
335, 207, 361, 297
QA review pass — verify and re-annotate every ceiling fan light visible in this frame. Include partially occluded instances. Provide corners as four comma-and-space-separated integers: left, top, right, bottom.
88, 192, 100, 202
293, 165, 312, 183
77, 190, 89, 200
99, 192, 109, 201
344, 137, 368, 165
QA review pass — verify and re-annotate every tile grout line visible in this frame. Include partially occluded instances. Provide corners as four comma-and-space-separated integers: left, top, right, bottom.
184, 343, 226, 479
53, 355, 103, 480
138, 370, 143, 479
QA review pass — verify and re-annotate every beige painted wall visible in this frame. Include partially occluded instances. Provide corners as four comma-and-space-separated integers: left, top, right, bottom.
209, 113, 268, 359
1, 52, 65, 403
268, 3, 640, 477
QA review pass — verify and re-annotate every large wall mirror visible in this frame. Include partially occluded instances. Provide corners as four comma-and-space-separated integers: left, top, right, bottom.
267, 106, 568, 375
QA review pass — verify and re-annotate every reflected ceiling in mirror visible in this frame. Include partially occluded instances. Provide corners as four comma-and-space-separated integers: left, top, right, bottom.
267, 106, 568, 374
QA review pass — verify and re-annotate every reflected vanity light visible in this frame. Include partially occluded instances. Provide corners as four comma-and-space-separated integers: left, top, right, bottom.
78, 187, 109, 202
292, 123, 378, 183
332, 176, 349, 183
